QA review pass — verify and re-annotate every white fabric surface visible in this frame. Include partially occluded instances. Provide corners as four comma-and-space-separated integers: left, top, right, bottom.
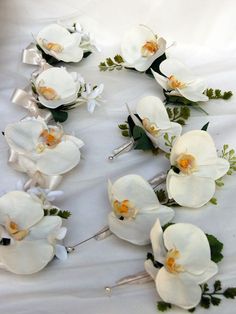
0, 0, 236, 313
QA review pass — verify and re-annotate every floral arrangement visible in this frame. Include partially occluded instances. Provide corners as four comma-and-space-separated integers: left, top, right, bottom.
1, 18, 236, 314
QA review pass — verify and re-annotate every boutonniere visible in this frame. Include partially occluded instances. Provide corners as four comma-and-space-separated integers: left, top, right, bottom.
4, 117, 84, 189
0, 190, 68, 274
109, 96, 182, 159
65, 172, 172, 252
99, 24, 167, 74
105, 219, 236, 311
23, 22, 98, 66
12, 66, 104, 122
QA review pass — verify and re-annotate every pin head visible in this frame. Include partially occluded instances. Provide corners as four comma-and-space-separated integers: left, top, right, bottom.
66, 246, 75, 253
105, 286, 112, 295
108, 156, 114, 160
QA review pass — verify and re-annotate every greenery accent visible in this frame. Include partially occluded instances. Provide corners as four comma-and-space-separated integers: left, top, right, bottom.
133, 125, 154, 150
49, 108, 68, 123
44, 208, 71, 219
163, 133, 176, 159
166, 106, 190, 125
99, 55, 124, 71
145, 53, 167, 76
157, 301, 172, 312
155, 189, 180, 207
201, 121, 210, 131
221, 144, 236, 175
206, 234, 223, 263
205, 88, 233, 100
210, 197, 217, 205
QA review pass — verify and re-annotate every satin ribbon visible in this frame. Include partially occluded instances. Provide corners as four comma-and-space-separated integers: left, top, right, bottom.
22, 43, 44, 66
8, 149, 62, 190
11, 88, 52, 123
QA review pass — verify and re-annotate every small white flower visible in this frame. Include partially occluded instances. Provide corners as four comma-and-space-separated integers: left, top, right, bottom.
166, 130, 230, 208
152, 58, 209, 102
121, 25, 166, 72
108, 175, 174, 245
145, 219, 218, 310
0, 191, 65, 274
36, 24, 83, 63
35, 67, 80, 109
128, 96, 182, 152
79, 83, 104, 113
5, 117, 84, 177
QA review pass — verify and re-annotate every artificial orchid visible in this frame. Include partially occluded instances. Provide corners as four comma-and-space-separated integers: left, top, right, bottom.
5, 117, 84, 180
152, 58, 209, 102
107, 174, 174, 245
0, 191, 67, 274
129, 96, 182, 152
121, 25, 166, 72
166, 130, 229, 208
145, 219, 218, 310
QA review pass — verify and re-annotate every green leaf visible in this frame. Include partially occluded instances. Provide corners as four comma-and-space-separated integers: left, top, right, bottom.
155, 189, 167, 203
166, 106, 190, 125
145, 53, 167, 76
106, 57, 114, 66
206, 234, 224, 263
214, 280, 222, 292
211, 297, 221, 306
223, 288, 236, 299
114, 54, 124, 63
133, 126, 154, 150
118, 124, 128, 130
202, 283, 209, 292
188, 308, 196, 312
162, 222, 174, 232
157, 301, 172, 312
201, 121, 210, 131
210, 197, 217, 205
200, 296, 210, 309
121, 130, 129, 137
50, 109, 68, 122
57, 210, 71, 219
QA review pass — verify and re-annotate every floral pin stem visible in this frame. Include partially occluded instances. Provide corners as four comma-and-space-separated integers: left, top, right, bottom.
105, 271, 152, 295
66, 171, 167, 253
108, 139, 134, 160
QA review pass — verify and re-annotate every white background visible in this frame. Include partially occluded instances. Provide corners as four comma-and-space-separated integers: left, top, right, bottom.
0, 0, 236, 313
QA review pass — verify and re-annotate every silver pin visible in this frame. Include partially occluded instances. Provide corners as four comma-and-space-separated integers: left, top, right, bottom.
105, 271, 152, 295
65, 226, 111, 253
148, 171, 167, 191
108, 139, 134, 160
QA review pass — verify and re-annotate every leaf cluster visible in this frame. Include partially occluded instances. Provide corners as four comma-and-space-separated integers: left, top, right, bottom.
205, 88, 233, 100
44, 208, 71, 219
166, 106, 190, 125
99, 55, 124, 71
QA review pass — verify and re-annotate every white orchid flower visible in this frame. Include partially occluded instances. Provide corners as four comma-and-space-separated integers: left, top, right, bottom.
108, 175, 174, 245
5, 117, 84, 176
78, 83, 104, 113
152, 58, 209, 102
36, 23, 84, 63
129, 96, 182, 152
121, 25, 166, 72
35, 67, 80, 109
166, 130, 229, 208
145, 220, 218, 310
0, 191, 66, 274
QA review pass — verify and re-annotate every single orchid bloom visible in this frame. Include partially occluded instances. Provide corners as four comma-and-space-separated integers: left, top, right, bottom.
152, 58, 209, 102
108, 175, 174, 245
0, 191, 66, 274
5, 117, 84, 177
166, 130, 229, 208
35, 67, 80, 109
36, 24, 84, 63
121, 25, 166, 72
145, 219, 218, 310
129, 96, 182, 152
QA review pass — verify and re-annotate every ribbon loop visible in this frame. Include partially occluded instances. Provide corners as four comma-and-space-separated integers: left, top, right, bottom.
22, 43, 43, 65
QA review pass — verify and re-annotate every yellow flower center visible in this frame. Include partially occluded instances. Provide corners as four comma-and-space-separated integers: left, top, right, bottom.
176, 153, 197, 174
36, 128, 63, 153
165, 249, 184, 273
6, 221, 29, 241
113, 199, 137, 219
142, 118, 159, 136
168, 75, 186, 89
37, 85, 59, 101
42, 40, 64, 53
141, 40, 158, 57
